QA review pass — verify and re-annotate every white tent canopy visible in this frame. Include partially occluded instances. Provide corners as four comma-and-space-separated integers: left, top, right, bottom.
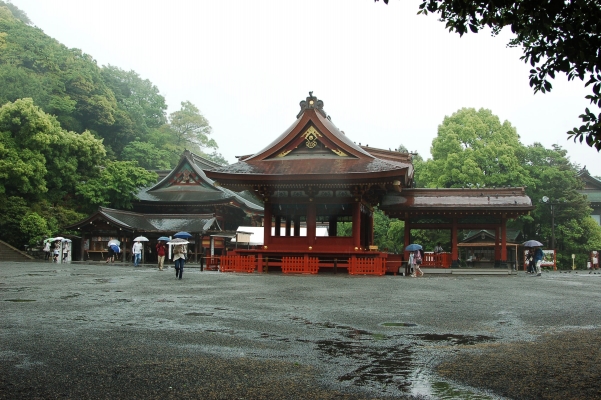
231, 226, 329, 246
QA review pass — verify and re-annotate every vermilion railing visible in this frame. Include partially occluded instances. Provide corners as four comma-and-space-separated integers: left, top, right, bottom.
281, 256, 319, 274
422, 252, 452, 268
348, 257, 386, 275
220, 255, 256, 273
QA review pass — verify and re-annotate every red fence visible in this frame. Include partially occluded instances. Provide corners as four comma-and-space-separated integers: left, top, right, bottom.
220, 255, 256, 273
281, 256, 319, 274
422, 252, 452, 268
348, 257, 386, 276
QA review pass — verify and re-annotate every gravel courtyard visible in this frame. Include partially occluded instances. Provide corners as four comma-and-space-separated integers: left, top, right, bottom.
1, 262, 600, 399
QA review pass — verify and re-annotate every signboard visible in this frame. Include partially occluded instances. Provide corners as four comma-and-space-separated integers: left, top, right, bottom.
524, 249, 556, 270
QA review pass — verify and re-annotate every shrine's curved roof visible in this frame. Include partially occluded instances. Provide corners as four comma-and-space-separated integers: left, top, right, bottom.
66, 207, 218, 233
207, 93, 413, 187
136, 150, 262, 212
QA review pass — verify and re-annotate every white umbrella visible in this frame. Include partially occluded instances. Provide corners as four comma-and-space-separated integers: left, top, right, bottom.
167, 238, 189, 245
50, 237, 65, 242
108, 239, 120, 246
133, 236, 149, 242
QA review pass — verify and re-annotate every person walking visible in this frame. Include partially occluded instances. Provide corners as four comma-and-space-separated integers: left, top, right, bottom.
173, 243, 186, 280
534, 246, 544, 276
434, 243, 443, 254
52, 241, 60, 263
411, 249, 424, 277
43, 240, 51, 261
526, 249, 535, 273
156, 240, 166, 271
132, 240, 143, 267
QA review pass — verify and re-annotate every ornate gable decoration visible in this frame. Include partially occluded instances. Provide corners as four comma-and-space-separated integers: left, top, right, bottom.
302, 126, 321, 149
297, 91, 327, 119
171, 166, 198, 185
273, 124, 349, 158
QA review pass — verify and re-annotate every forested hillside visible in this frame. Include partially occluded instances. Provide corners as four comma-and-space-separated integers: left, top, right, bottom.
0, 2, 225, 248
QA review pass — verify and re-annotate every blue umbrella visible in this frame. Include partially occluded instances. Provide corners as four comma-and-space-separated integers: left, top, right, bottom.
405, 243, 422, 251
523, 240, 543, 247
110, 244, 120, 253
173, 231, 192, 239
158, 236, 170, 241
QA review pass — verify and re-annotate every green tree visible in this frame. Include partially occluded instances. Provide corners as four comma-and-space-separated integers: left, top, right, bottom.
19, 212, 51, 247
0, 1, 31, 24
520, 143, 599, 268
167, 101, 218, 153
76, 160, 157, 210
121, 141, 172, 170
0, 98, 106, 204
418, 108, 531, 189
376, 0, 601, 150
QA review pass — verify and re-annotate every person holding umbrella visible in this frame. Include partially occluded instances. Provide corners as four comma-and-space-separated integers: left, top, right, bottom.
132, 240, 143, 267
43, 240, 51, 261
172, 242, 187, 279
523, 240, 544, 276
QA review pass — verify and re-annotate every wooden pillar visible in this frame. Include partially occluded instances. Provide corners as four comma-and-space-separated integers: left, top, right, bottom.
294, 215, 301, 237
451, 217, 459, 267
328, 215, 337, 237
307, 202, 316, 246
263, 203, 272, 246
495, 227, 501, 265
352, 202, 361, 249
285, 216, 291, 237
501, 215, 507, 266
274, 216, 281, 237
369, 211, 374, 246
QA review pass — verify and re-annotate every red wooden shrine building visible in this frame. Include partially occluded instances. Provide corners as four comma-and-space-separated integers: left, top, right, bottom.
206, 93, 534, 274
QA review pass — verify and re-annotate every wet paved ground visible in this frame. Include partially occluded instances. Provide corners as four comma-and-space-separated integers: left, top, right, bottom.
1, 262, 601, 399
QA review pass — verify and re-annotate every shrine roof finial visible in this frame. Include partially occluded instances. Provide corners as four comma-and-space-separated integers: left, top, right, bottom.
297, 91, 327, 119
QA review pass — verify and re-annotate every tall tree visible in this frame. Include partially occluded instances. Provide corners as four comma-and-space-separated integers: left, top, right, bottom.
376, 0, 601, 151
520, 143, 598, 266
167, 101, 217, 152
417, 108, 531, 189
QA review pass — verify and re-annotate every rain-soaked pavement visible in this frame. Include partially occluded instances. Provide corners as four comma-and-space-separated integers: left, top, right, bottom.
2, 262, 601, 399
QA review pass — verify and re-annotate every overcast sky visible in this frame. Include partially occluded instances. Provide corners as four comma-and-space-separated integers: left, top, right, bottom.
10, 0, 601, 177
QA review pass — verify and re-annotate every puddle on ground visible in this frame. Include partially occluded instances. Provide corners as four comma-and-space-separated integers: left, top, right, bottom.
316, 339, 414, 393
382, 322, 418, 327
60, 293, 81, 299
312, 324, 499, 398
185, 312, 213, 317
5, 299, 36, 302
0, 287, 33, 292
413, 333, 496, 346
415, 380, 498, 399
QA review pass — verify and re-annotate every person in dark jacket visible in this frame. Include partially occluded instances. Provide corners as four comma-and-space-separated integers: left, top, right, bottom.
534, 247, 544, 276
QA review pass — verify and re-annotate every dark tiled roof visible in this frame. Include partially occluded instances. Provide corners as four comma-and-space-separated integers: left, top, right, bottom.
463, 229, 522, 242
381, 188, 533, 211
137, 151, 262, 212
211, 158, 411, 177
67, 207, 217, 233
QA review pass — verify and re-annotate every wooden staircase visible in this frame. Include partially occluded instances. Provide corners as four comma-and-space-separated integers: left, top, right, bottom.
0, 240, 35, 262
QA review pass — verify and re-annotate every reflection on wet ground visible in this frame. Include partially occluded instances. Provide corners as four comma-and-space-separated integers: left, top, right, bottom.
4, 299, 36, 302
307, 323, 498, 398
